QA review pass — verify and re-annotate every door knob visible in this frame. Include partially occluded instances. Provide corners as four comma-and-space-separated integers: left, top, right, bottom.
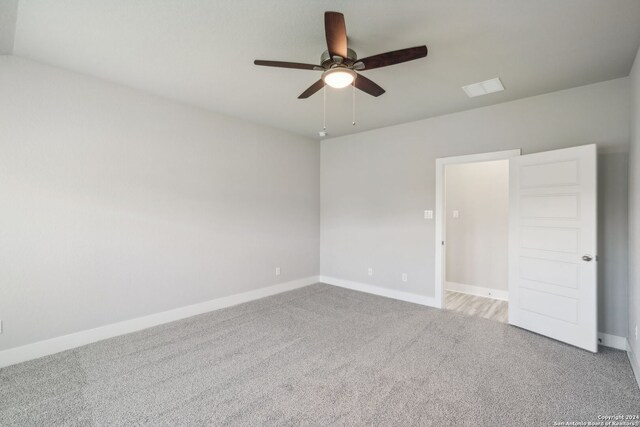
582, 255, 593, 262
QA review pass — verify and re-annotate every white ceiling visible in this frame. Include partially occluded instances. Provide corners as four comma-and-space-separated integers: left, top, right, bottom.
9, 0, 640, 138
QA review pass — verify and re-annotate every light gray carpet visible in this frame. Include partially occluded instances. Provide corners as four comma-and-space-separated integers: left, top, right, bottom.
1, 284, 639, 426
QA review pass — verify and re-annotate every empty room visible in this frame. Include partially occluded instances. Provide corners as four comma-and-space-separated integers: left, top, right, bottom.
1, 1, 640, 425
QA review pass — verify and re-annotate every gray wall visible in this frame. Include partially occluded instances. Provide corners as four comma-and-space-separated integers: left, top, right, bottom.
629, 45, 640, 367
0, 56, 320, 351
0, 0, 18, 54
321, 77, 630, 337
598, 152, 630, 337
445, 160, 509, 292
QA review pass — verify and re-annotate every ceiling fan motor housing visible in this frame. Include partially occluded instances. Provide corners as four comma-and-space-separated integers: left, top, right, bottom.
321, 48, 358, 67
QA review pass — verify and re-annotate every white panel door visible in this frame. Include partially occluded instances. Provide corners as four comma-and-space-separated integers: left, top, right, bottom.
508, 144, 597, 352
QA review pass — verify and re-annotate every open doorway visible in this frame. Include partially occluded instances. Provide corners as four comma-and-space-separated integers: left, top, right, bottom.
434, 146, 598, 351
434, 150, 521, 317
443, 159, 509, 322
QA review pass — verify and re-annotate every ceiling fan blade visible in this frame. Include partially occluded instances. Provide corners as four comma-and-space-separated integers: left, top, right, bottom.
324, 11, 348, 59
254, 60, 322, 71
298, 79, 325, 99
356, 46, 428, 71
354, 74, 385, 97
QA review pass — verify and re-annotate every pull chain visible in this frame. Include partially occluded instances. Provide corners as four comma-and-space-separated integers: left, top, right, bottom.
323, 84, 327, 131
352, 83, 356, 126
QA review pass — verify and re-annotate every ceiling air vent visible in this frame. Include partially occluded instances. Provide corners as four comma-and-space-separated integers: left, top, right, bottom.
462, 77, 504, 98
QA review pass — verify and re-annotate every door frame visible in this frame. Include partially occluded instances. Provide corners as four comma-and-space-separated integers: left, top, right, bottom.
434, 149, 521, 309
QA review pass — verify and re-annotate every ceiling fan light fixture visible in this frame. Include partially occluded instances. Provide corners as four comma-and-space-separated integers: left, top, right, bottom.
254, 12, 427, 99
322, 68, 356, 89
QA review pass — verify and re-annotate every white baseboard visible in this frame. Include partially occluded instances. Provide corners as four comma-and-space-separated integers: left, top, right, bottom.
628, 340, 640, 389
319, 276, 438, 308
445, 281, 508, 301
0, 276, 319, 369
597, 333, 627, 350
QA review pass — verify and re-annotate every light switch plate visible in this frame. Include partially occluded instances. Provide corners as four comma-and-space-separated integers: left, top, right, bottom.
424, 210, 433, 219
453, 210, 460, 219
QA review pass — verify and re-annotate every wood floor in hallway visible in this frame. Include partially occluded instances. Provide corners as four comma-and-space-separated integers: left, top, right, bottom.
445, 290, 508, 323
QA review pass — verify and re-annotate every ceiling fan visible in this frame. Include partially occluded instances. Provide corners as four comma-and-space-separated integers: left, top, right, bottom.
254, 11, 428, 99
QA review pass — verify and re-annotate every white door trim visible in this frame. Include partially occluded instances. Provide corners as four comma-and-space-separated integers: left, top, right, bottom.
434, 149, 521, 308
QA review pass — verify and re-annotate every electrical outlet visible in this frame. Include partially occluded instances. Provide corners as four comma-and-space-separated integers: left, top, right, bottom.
402, 273, 408, 282
367, 268, 373, 276
424, 210, 433, 219
275, 267, 281, 276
